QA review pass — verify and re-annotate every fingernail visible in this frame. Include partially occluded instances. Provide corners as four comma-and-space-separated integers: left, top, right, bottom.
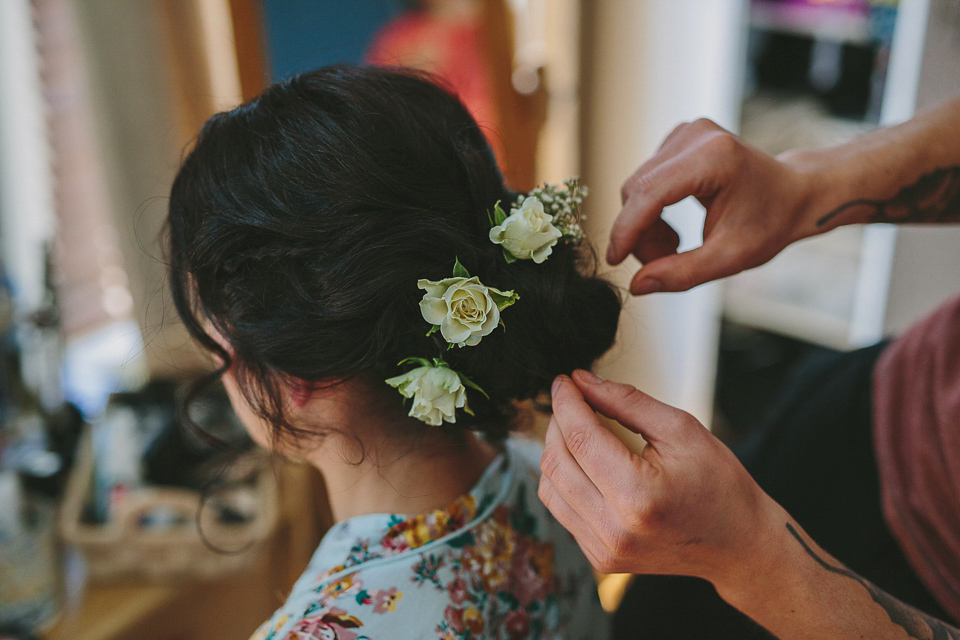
633, 278, 662, 296
551, 376, 564, 395
576, 370, 605, 385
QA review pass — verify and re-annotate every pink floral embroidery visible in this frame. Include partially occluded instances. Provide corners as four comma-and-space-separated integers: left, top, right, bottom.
443, 605, 484, 636
319, 572, 361, 601
372, 587, 402, 614
286, 606, 362, 640
511, 536, 555, 606
447, 574, 468, 605
505, 609, 531, 639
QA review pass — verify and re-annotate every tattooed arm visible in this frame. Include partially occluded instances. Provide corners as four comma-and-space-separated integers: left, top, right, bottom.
716, 520, 960, 640
816, 167, 960, 227
611, 96, 960, 295
540, 374, 960, 640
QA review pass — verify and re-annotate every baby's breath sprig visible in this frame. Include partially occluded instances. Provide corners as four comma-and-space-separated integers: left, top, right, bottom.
514, 178, 588, 244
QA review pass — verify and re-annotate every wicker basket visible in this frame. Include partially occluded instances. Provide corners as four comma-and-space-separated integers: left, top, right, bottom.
59, 427, 278, 583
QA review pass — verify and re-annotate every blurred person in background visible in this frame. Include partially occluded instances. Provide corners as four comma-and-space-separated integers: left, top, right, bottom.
366, 0, 504, 166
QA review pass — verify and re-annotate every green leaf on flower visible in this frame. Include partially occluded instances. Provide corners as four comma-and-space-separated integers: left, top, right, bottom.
463, 404, 475, 417
452, 257, 470, 279
397, 356, 432, 368
432, 358, 449, 368
502, 248, 517, 264
493, 200, 507, 226
425, 325, 439, 338
457, 372, 490, 399
488, 287, 519, 311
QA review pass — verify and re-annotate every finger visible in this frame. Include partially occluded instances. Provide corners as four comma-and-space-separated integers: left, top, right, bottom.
657, 118, 723, 155
540, 416, 605, 519
608, 150, 722, 266
630, 217, 681, 265
619, 123, 699, 206
621, 120, 721, 203
537, 475, 615, 572
570, 370, 694, 445
628, 236, 739, 295
550, 375, 641, 499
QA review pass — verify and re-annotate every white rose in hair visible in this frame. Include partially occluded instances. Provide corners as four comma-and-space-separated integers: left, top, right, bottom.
385, 362, 468, 425
489, 196, 563, 263
418, 275, 518, 347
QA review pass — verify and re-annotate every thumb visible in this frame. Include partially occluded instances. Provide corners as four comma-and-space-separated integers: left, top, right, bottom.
570, 370, 695, 444
629, 239, 736, 295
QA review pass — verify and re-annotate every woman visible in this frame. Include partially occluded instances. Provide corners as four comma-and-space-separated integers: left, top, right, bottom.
167, 65, 620, 639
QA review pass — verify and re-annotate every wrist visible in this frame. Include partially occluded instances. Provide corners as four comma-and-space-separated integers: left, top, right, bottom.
777, 120, 940, 236
776, 145, 877, 238
709, 503, 815, 617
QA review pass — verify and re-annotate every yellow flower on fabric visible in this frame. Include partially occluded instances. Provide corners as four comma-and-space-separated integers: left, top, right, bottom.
463, 606, 485, 635
529, 540, 555, 578
446, 494, 477, 529
321, 572, 360, 599
403, 517, 434, 549
489, 196, 563, 263
467, 515, 517, 594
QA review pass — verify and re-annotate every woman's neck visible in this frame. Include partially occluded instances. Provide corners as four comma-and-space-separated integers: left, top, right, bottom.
306, 427, 500, 522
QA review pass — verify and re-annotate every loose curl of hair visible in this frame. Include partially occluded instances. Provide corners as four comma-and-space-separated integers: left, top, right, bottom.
167, 65, 621, 448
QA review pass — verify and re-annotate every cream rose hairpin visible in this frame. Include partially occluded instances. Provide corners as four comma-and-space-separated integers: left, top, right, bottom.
489, 178, 587, 263
387, 179, 587, 426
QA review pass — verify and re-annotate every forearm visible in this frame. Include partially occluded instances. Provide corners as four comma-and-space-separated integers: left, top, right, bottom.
715, 508, 960, 640
785, 95, 960, 239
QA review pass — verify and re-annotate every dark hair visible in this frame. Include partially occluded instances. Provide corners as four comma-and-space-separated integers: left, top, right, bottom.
167, 65, 620, 446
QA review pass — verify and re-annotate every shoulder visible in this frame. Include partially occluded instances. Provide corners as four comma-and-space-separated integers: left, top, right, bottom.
250, 437, 608, 639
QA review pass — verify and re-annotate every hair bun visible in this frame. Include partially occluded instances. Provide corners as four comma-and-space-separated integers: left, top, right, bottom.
441, 241, 620, 438
167, 65, 622, 445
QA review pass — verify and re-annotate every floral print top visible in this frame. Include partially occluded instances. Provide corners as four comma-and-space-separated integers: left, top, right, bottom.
249, 438, 609, 639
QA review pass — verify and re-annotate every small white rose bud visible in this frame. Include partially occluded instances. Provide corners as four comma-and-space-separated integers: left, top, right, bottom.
385, 361, 469, 425
489, 196, 563, 263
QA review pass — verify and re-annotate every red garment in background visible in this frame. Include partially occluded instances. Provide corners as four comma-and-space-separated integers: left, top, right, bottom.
874, 292, 960, 622
365, 11, 504, 164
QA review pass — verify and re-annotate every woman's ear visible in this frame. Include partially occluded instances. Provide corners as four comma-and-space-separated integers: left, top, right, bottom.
290, 379, 316, 408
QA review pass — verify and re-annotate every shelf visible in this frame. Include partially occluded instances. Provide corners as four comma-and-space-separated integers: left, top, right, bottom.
751, 0, 872, 45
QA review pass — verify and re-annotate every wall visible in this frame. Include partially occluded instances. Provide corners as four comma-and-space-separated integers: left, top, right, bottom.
0, 0, 57, 313
581, 0, 748, 426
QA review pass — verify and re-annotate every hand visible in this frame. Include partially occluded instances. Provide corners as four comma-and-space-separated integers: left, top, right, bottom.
538, 370, 784, 590
609, 118, 816, 295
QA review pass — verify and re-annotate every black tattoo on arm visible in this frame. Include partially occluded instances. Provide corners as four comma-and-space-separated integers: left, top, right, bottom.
817, 166, 960, 227
786, 523, 960, 639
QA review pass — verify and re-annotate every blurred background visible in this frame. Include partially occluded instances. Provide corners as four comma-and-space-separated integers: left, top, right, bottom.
0, 0, 958, 638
